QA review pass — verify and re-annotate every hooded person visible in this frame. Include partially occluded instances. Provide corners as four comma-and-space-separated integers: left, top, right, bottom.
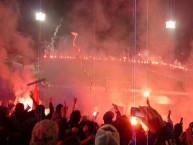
103, 111, 114, 124
95, 124, 120, 145
30, 119, 58, 145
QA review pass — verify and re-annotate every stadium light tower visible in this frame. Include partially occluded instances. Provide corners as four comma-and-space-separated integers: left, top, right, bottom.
35, 11, 46, 79
166, 0, 176, 29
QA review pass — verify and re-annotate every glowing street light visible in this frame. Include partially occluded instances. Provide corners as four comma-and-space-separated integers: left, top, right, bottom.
166, 20, 176, 29
35, 11, 46, 21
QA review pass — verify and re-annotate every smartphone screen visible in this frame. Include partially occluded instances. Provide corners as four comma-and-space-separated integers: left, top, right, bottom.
131, 107, 144, 118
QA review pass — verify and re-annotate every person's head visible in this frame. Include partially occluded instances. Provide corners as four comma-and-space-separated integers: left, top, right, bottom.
95, 124, 120, 145
189, 122, 193, 128
30, 119, 58, 145
56, 104, 63, 114
103, 111, 114, 124
15, 103, 25, 113
70, 110, 81, 124
35, 105, 45, 115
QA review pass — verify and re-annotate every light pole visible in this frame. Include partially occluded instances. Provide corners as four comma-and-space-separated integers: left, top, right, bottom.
35, 11, 46, 79
165, 0, 176, 64
165, 0, 176, 82
165, 19, 176, 79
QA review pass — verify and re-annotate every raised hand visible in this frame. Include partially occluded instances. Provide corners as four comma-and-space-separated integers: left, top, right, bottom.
168, 110, 171, 116
49, 97, 54, 114
146, 97, 151, 107
72, 96, 77, 112
112, 103, 121, 117
139, 106, 165, 133
29, 91, 37, 108
61, 100, 68, 117
112, 103, 118, 111
167, 110, 173, 123
73, 97, 77, 104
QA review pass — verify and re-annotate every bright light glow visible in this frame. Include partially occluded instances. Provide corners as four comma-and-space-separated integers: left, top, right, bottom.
140, 120, 149, 132
93, 111, 99, 117
130, 117, 138, 126
71, 32, 79, 36
18, 95, 33, 111
45, 108, 50, 115
156, 95, 172, 104
166, 20, 176, 29
36, 12, 46, 21
143, 89, 150, 97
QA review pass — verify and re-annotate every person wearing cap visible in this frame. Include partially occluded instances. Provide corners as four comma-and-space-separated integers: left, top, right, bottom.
30, 119, 58, 145
95, 124, 120, 145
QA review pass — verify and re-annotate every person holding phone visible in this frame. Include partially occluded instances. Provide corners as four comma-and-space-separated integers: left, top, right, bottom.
131, 103, 175, 145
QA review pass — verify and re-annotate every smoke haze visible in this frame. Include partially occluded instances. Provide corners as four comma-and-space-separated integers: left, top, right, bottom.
0, 0, 193, 129
43, 0, 193, 128
0, 1, 35, 104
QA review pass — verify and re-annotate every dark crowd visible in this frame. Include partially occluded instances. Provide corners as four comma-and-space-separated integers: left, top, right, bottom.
0, 94, 192, 145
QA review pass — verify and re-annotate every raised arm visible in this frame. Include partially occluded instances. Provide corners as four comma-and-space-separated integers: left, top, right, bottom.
139, 106, 165, 134
167, 110, 172, 122
49, 97, 54, 115
112, 103, 121, 119
29, 91, 37, 110
45, 97, 54, 119
61, 100, 68, 118
72, 96, 77, 112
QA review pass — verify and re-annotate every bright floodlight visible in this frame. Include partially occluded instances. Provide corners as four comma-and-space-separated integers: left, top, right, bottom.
166, 20, 176, 29
36, 12, 46, 21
